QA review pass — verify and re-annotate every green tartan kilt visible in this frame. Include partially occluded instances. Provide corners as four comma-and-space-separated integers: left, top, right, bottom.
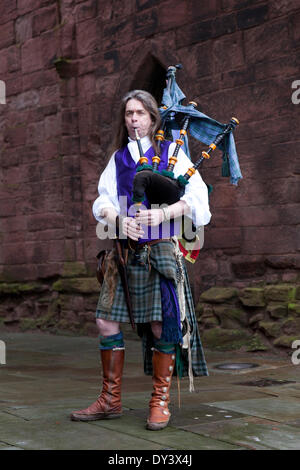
96, 240, 208, 377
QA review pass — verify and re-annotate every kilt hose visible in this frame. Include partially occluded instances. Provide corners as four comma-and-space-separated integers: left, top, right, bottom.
96, 239, 208, 378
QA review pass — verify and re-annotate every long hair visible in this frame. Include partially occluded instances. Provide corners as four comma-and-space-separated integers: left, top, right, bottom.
111, 90, 161, 155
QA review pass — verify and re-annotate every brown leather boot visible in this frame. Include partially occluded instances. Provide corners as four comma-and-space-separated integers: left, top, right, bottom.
146, 349, 176, 431
70, 348, 124, 421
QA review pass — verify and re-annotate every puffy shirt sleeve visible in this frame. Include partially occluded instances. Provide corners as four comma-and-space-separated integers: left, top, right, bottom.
170, 143, 212, 228
92, 152, 120, 224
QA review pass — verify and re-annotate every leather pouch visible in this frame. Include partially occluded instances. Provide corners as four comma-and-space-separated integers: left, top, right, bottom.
96, 249, 111, 286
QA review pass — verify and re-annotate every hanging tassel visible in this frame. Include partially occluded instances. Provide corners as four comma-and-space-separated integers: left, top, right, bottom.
206, 183, 213, 195
175, 344, 184, 379
222, 152, 230, 177
186, 318, 195, 393
175, 344, 183, 410
172, 237, 194, 393
177, 375, 181, 409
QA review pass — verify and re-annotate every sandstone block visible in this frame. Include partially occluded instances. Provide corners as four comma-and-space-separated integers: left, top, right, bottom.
0, 21, 15, 49
21, 31, 58, 74
75, 0, 97, 22
221, 64, 255, 89
242, 226, 297, 255
18, 0, 43, 15
176, 19, 213, 48
213, 32, 244, 73
232, 260, 266, 278
32, 5, 58, 36
273, 335, 300, 348
264, 284, 296, 302
15, 14, 33, 43
189, 0, 217, 20
21, 37, 44, 73
52, 277, 100, 294
76, 18, 101, 57
265, 255, 298, 269
158, 0, 191, 32
27, 214, 64, 231
134, 9, 158, 37
288, 303, 300, 317
0, 281, 46, 295
0, 264, 39, 282
62, 262, 87, 278
281, 317, 300, 336
239, 287, 265, 307
282, 273, 299, 283
202, 327, 251, 351
60, 136, 80, 156
267, 303, 288, 319
236, 5, 268, 30
269, 0, 300, 18
195, 302, 204, 319
199, 315, 219, 328
37, 263, 63, 279
204, 227, 242, 249
213, 13, 236, 38
291, 10, 300, 45
136, 0, 160, 11
59, 22, 75, 58
249, 312, 265, 325
103, 18, 133, 50
200, 287, 238, 303
213, 305, 248, 326
246, 333, 269, 352
258, 321, 282, 338
244, 19, 291, 63
0, 0, 17, 25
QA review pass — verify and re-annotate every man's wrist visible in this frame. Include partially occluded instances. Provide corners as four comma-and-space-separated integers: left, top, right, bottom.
161, 207, 170, 222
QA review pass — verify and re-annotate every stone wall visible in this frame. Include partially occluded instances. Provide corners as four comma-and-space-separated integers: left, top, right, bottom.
196, 284, 300, 352
1, 279, 299, 353
0, 0, 299, 346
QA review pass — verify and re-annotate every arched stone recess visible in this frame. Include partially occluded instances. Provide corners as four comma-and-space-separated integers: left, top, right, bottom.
113, 42, 180, 115
129, 54, 166, 104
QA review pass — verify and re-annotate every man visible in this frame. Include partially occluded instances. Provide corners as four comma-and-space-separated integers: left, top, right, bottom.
70, 90, 211, 430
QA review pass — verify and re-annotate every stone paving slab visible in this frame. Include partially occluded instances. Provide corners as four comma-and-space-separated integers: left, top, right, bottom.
0, 379, 104, 405
178, 387, 271, 403
129, 404, 246, 426
251, 383, 300, 400
285, 419, 300, 427
0, 417, 168, 450
1, 403, 101, 421
0, 332, 97, 354
92, 413, 243, 450
0, 441, 23, 450
0, 410, 26, 424
209, 397, 300, 423
176, 416, 300, 450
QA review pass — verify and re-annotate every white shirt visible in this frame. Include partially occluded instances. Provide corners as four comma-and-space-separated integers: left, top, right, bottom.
92, 136, 211, 228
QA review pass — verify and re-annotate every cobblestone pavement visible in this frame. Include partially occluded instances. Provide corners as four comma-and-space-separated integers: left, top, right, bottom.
0, 330, 299, 450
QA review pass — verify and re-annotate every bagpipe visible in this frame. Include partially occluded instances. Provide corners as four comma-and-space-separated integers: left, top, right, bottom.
132, 64, 240, 251
96, 65, 242, 331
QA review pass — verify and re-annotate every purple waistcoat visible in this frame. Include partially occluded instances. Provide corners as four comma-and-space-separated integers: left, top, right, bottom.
115, 140, 180, 243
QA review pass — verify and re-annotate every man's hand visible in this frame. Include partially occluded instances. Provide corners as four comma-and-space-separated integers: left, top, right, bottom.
135, 209, 164, 227
122, 216, 145, 241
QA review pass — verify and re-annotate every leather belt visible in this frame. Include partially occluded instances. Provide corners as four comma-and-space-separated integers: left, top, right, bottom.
128, 238, 171, 252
